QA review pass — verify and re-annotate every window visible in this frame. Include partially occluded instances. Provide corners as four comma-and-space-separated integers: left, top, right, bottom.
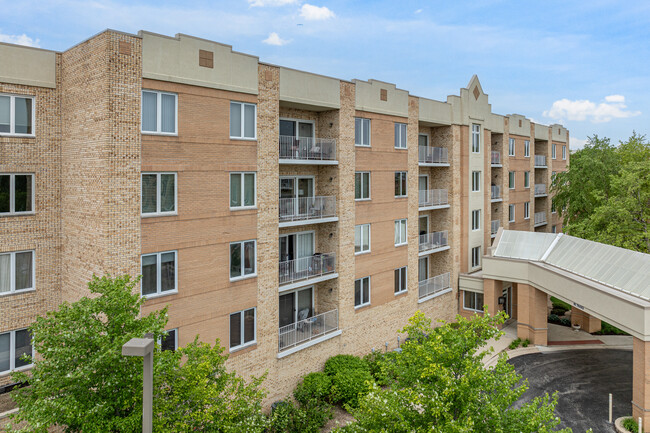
394, 171, 407, 197
394, 267, 407, 294
355, 224, 370, 254
141, 173, 176, 216
471, 246, 481, 268
552, 144, 557, 159
354, 276, 370, 308
509, 138, 515, 156
463, 291, 484, 312
0, 174, 34, 215
471, 124, 480, 153
551, 201, 556, 214
509, 204, 515, 222
508, 171, 515, 189
394, 219, 407, 246
230, 240, 256, 280
471, 210, 481, 231
355, 118, 371, 146
552, 225, 557, 234
141, 251, 177, 297
0, 250, 34, 294
230, 307, 256, 350
471, 171, 480, 192
230, 172, 256, 209
355, 172, 370, 200
160, 329, 177, 352
524, 171, 530, 188
0, 329, 32, 374
230, 101, 257, 140
524, 140, 530, 157
524, 202, 530, 219
562, 145, 567, 160
0, 94, 34, 136
141, 90, 177, 134
394, 123, 407, 149
418, 134, 429, 147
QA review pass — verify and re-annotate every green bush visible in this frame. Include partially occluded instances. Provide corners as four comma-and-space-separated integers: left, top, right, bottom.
270, 398, 331, 433
548, 314, 560, 324
363, 351, 393, 386
560, 318, 571, 327
522, 339, 530, 348
622, 417, 642, 433
324, 354, 369, 376
293, 372, 331, 405
550, 308, 567, 316
550, 296, 571, 311
330, 368, 375, 408
593, 321, 630, 336
508, 338, 522, 350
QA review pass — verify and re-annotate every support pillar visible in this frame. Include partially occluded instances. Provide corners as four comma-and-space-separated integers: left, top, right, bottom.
570, 309, 602, 333
632, 337, 650, 427
483, 279, 502, 325
516, 283, 547, 346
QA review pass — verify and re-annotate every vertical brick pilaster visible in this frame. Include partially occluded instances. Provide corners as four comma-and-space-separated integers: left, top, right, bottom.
516, 283, 547, 345
632, 337, 650, 427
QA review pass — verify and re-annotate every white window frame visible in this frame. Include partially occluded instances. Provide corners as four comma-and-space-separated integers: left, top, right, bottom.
524, 140, 530, 157
141, 90, 178, 135
0, 250, 35, 296
355, 172, 371, 200
229, 240, 257, 281
354, 276, 371, 309
159, 328, 178, 351
229, 307, 257, 352
509, 204, 515, 222
141, 172, 177, 217
552, 144, 557, 159
0, 173, 35, 216
508, 171, 515, 189
0, 328, 34, 375
0, 94, 35, 137
355, 118, 371, 147
471, 210, 481, 231
471, 246, 481, 269
524, 202, 530, 220
463, 291, 484, 312
395, 171, 407, 198
524, 171, 530, 189
394, 266, 407, 295
230, 101, 257, 140
471, 171, 481, 192
562, 145, 566, 160
394, 122, 407, 149
471, 124, 480, 153
140, 250, 178, 298
355, 223, 371, 255
394, 219, 407, 246
509, 138, 515, 156
229, 172, 257, 210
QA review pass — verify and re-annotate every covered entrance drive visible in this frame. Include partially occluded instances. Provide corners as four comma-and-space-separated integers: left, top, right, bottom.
460, 230, 650, 425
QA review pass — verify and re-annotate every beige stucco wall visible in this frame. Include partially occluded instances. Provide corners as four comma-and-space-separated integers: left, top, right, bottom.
353, 79, 409, 117
0, 43, 57, 88
550, 124, 568, 143
279, 67, 340, 110
418, 97, 452, 126
507, 114, 531, 137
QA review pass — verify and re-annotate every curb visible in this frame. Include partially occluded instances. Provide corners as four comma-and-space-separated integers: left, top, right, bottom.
0, 408, 18, 420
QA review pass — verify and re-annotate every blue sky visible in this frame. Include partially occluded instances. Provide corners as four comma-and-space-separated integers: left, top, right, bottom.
1, 0, 648, 149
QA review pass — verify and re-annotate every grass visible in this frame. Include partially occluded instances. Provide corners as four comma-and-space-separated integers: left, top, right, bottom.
550, 296, 571, 311
592, 321, 630, 336
622, 417, 643, 433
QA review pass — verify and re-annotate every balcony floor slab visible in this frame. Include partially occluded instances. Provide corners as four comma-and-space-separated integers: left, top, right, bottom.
279, 272, 339, 292
277, 329, 342, 359
279, 159, 339, 166
418, 204, 451, 212
418, 287, 453, 304
279, 216, 338, 228
418, 245, 451, 257
418, 162, 450, 167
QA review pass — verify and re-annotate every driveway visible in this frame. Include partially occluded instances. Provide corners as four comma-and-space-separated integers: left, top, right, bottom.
509, 350, 632, 433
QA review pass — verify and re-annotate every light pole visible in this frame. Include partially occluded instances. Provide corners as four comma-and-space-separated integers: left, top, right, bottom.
122, 337, 154, 433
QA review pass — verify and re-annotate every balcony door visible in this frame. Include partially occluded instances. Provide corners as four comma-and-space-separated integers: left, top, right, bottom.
419, 215, 429, 236
280, 119, 315, 156
418, 257, 429, 282
280, 176, 314, 217
279, 231, 314, 271
279, 287, 314, 328
418, 175, 428, 205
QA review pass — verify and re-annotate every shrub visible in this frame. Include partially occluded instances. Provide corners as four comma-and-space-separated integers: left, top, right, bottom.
522, 339, 530, 348
330, 368, 375, 408
548, 314, 560, 324
622, 417, 642, 433
560, 318, 571, 327
324, 354, 369, 376
508, 338, 522, 350
363, 352, 391, 386
550, 296, 571, 311
593, 321, 630, 336
550, 308, 567, 316
294, 372, 332, 405
270, 398, 331, 433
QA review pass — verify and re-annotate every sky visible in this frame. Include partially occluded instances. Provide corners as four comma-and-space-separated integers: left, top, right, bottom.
1, 0, 649, 150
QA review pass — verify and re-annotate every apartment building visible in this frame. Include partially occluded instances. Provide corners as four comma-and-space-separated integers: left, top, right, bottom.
0, 30, 569, 401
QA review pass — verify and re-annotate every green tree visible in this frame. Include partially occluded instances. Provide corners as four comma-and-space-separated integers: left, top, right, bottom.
336, 311, 573, 433
8, 275, 268, 433
551, 132, 650, 253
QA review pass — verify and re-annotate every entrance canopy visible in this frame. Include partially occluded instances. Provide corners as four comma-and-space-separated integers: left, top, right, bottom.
460, 229, 650, 340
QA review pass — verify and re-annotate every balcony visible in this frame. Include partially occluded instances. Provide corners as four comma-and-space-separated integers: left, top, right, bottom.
279, 253, 337, 290
279, 196, 337, 227
419, 231, 449, 256
534, 183, 547, 197
418, 189, 449, 210
418, 146, 449, 166
534, 211, 547, 227
279, 136, 337, 164
491, 220, 500, 238
490, 185, 502, 202
491, 151, 502, 167
534, 155, 547, 168
278, 309, 339, 354
418, 272, 451, 302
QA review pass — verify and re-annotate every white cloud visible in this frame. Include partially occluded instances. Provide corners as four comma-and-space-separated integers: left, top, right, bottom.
570, 137, 588, 150
248, 0, 298, 6
262, 32, 290, 46
300, 4, 335, 20
543, 95, 641, 123
415, 9, 423, 14
0, 33, 40, 47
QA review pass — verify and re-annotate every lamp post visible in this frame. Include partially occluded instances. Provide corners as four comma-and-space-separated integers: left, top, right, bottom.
122, 337, 154, 433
